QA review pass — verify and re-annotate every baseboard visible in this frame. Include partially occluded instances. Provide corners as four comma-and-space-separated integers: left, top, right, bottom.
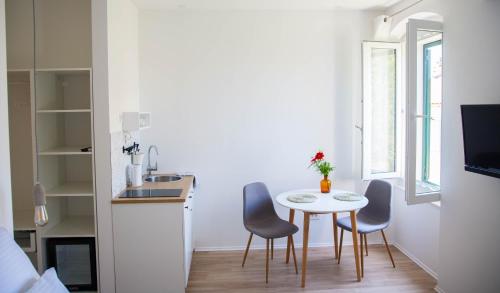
195, 240, 384, 252
393, 242, 438, 280
434, 286, 445, 293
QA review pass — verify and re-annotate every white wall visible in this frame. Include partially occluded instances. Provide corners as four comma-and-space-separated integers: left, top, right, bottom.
139, 9, 384, 249
386, 0, 500, 291
108, 0, 140, 133
91, 0, 116, 291
91, 0, 141, 291
0, 0, 14, 233
107, 0, 141, 199
101, 1, 141, 290
392, 187, 440, 278
438, 0, 500, 292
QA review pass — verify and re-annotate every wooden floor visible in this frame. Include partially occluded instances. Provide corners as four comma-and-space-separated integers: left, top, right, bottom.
187, 245, 436, 292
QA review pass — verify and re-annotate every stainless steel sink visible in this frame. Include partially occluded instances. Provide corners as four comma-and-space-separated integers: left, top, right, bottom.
119, 188, 183, 198
144, 175, 183, 183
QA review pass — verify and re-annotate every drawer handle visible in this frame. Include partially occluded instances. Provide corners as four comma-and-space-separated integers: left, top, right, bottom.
188, 196, 193, 198
184, 206, 189, 209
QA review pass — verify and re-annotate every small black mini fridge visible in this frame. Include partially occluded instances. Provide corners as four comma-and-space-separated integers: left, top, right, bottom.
46, 237, 97, 291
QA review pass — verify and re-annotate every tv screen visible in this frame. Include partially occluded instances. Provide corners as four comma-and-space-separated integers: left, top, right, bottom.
461, 104, 500, 179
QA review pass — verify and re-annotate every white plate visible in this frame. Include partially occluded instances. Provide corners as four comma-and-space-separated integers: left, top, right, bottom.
333, 192, 364, 201
287, 194, 318, 203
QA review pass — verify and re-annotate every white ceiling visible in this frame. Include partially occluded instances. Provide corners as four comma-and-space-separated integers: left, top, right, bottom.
132, 0, 403, 11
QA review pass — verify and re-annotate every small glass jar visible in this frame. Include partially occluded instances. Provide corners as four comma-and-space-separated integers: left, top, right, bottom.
320, 175, 331, 193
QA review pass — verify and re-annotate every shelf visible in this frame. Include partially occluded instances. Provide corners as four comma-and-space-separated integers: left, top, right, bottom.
35, 70, 91, 111
39, 146, 92, 155
42, 216, 95, 238
8, 68, 90, 72
7, 69, 32, 72
35, 68, 91, 74
46, 181, 94, 197
37, 109, 91, 113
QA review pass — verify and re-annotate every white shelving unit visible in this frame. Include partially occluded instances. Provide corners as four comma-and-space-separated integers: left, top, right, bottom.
6, 1, 97, 289
34, 68, 97, 274
7, 67, 98, 279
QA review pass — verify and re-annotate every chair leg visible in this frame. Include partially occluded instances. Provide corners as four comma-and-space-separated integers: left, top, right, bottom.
271, 238, 274, 260
360, 233, 364, 277
332, 213, 339, 259
242, 233, 253, 267
364, 234, 368, 256
266, 238, 270, 283
338, 228, 344, 264
290, 235, 298, 274
285, 209, 295, 264
381, 230, 395, 268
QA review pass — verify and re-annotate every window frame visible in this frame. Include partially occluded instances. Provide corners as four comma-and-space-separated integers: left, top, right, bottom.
422, 39, 442, 185
405, 19, 443, 205
361, 41, 402, 180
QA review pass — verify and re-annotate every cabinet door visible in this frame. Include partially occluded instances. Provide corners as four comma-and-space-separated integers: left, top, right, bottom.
189, 188, 195, 250
183, 195, 193, 287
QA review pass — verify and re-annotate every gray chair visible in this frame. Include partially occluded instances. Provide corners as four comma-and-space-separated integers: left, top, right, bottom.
242, 182, 299, 283
337, 180, 395, 277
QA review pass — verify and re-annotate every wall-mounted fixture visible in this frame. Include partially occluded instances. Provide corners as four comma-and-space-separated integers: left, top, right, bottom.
122, 142, 139, 155
122, 112, 151, 132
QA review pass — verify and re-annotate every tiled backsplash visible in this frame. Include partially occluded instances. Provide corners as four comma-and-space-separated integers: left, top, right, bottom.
111, 130, 141, 197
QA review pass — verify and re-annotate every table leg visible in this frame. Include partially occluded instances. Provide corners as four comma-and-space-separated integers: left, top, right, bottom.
350, 211, 361, 282
285, 209, 295, 264
301, 212, 310, 288
332, 213, 338, 259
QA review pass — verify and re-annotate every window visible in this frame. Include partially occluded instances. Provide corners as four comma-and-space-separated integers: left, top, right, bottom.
362, 41, 401, 179
406, 19, 443, 204
421, 40, 442, 186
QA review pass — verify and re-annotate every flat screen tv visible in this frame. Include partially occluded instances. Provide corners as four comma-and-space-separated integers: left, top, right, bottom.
461, 104, 500, 179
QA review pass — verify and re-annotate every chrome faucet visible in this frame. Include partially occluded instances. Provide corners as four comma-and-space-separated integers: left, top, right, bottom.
147, 145, 159, 175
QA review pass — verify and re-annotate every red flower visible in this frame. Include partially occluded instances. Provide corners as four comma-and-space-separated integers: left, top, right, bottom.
311, 151, 324, 163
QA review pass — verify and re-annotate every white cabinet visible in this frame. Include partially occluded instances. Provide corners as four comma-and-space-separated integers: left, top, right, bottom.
113, 185, 195, 293
183, 188, 194, 286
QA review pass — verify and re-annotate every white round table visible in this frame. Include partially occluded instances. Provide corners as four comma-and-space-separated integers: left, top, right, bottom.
276, 189, 369, 287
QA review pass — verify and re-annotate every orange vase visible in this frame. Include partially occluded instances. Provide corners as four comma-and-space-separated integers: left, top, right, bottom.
320, 175, 331, 193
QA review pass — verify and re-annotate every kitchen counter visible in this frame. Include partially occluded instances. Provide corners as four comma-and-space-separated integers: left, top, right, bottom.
112, 174, 196, 292
111, 174, 195, 204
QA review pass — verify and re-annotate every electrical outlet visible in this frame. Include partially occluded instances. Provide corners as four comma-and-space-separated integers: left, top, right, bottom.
311, 214, 320, 221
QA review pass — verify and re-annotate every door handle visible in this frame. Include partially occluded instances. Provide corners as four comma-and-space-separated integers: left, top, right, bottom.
415, 114, 435, 120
